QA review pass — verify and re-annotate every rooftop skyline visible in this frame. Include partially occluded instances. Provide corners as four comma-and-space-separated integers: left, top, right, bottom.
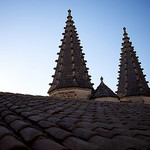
0, 0, 150, 96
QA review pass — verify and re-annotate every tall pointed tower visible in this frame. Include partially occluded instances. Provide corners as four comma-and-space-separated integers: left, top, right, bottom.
117, 27, 150, 103
48, 10, 93, 99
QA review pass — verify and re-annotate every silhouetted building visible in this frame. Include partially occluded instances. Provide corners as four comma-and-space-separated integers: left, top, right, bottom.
117, 27, 150, 103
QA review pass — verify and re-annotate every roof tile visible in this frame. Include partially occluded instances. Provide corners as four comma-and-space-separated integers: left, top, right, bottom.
89, 135, 113, 150
45, 127, 72, 141
63, 136, 101, 150
20, 127, 44, 142
134, 134, 150, 142
112, 135, 150, 149
15, 108, 24, 114
73, 128, 96, 140
38, 113, 49, 119
31, 137, 67, 150
0, 135, 30, 150
0, 126, 12, 137
10, 120, 30, 133
57, 121, 75, 131
1, 110, 13, 117
4, 114, 21, 124
0, 106, 6, 113
38, 120, 56, 129
21, 111, 34, 118
28, 115, 43, 123
76, 122, 98, 130
94, 127, 113, 138
47, 117, 61, 124
10, 105, 19, 111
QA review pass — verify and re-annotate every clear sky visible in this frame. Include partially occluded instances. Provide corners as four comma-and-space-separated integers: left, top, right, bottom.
0, 0, 150, 96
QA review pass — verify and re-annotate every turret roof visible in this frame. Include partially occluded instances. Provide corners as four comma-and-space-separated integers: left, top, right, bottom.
117, 27, 150, 97
91, 77, 118, 99
48, 10, 93, 94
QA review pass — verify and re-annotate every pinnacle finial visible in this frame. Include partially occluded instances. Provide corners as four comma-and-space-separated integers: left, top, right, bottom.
68, 9, 71, 16
100, 76, 103, 83
123, 27, 126, 33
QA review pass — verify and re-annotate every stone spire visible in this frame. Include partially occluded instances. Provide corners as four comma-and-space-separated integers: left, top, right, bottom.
48, 10, 93, 99
117, 27, 150, 98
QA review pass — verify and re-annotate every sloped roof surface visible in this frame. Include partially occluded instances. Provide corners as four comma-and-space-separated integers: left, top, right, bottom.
0, 92, 150, 150
92, 78, 118, 99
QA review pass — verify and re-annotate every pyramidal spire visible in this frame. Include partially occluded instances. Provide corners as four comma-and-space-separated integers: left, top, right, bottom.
117, 27, 150, 98
48, 10, 93, 99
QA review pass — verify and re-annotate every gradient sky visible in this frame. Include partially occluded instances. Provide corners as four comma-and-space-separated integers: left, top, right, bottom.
0, 0, 150, 96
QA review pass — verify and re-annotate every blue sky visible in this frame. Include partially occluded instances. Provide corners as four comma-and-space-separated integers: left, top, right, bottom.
0, 0, 150, 96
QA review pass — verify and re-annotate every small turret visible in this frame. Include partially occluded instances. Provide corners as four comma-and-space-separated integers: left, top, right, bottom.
91, 77, 118, 102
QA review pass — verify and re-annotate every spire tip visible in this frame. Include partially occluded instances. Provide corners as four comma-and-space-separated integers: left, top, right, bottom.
68, 9, 71, 16
123, 27, 126, 33
100, 76, 103, 83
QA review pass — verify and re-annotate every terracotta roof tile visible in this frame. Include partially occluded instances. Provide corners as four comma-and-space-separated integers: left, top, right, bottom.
89, 135, 114, 150
0, 135, 30, 150
10, 120, 30, 133
0, 125, 12, 137
0, 107, 6, 113
57, 121, 76, 131
76, 122, 98, 130
31, 137, 67, 150
10, 105, 19, 111
28, 115, 44, 123
15, 108, 25, 113
72, 128, 96, 140
20, 127, 44, 142
38, 120, 57, 129
112, 135, 150, 149
94, 127, 114, 138
4, 114, 21, 124
47, 116, 61, 124
135, 134, 150, 142
21, 111, 34, 118
1, 110, 13, 117
38, 113, 49, 119
45, 127, 72, 141
63, 136, 101, 150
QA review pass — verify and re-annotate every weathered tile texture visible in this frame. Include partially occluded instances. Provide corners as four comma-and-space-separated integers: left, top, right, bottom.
0, 92, 150, 150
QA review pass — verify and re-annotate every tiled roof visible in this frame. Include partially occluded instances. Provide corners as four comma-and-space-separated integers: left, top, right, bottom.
0, 92, 150, 150
91, 77, 118, 99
